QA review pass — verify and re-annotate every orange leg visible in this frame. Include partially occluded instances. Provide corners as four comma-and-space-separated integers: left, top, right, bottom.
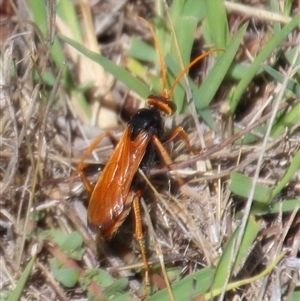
151, 134, 184, 185
132, 191, 150, 298
163, 126, 195, 153
76, 132, 117, 193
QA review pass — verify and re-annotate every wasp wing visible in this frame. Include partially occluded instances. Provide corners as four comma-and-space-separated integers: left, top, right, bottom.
87, 127, 151, 236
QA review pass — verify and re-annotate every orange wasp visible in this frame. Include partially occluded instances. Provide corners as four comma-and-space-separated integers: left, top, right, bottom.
77, 17, 220, 297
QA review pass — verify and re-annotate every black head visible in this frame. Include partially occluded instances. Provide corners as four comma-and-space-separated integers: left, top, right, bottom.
128, 108, 163, 140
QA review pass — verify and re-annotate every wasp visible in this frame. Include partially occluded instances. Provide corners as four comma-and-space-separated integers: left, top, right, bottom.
77, 17, 220, 298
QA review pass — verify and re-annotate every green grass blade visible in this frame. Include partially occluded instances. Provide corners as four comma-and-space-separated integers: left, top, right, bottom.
211, 216, 260, 291
271, 149, 300, 199
229, 172, 272, 203
146, 267, 213, 301
56, 0, 82, 43
193, 23, 248, 110
228, 62, 264, 80
229, 14, 300, 115
271, 101, 300, 137
206, 252, 286, 299
170, 0, 206, 20
170, 16, 198, 112
29, 0, 66, 75
58, 34, 151, 99
128, 38, 157, 63
263, 65, 300, 97
285, 46, 300, 76
8, 256, 36, 301
204, 0, 229, 48
283, 0, 294, 16
270, 0, 282, 33
252, 199, 300, 216
171, 16, 197, 67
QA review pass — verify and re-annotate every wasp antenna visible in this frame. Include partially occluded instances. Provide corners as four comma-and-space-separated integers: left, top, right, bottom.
138, 17, 168, 98
167, 48, 225, 99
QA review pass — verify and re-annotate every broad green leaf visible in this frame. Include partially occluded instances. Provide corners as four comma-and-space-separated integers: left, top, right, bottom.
61, 231, 83, 252
50, 258, 80, 288
55, 267, 80, 288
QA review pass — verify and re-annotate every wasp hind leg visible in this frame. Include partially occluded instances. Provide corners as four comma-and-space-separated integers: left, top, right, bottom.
132, 190, 150, 299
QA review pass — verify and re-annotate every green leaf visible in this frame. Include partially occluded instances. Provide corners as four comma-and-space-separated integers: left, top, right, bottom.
193, 23, 248, 110
229, 14, 300, 114
290, 288, 300, 301
270, 0, 282, 33
229, 172, 272, 203
92, 269, 114, 288
50, 258, 80, 288
8, 256, 36, 301
263, 65, 300, 97
61, 231, 85, 260
61, 231, 83, 252
271, 149, 300, 199
204, 0, 229, 48
211, 216, 260, 290
146, 267, 213, 301
285, 46, 300, 76
228, 62, 264, 80
128, 38, 157, 63
112, 292, 131, 301
57, 267, 80, 288
169, 16, 198, 112
58, 34, 151, 99
41, 230, 67, 246
105, 278, 129, 295
271, 101, 300, 137
28, 0, 67, 77
170, 0, 206, 20
56, 0, 82, 43
252, 199, 300, 216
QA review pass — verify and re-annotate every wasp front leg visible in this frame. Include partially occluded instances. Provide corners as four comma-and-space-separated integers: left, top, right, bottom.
163, 126, 196, 154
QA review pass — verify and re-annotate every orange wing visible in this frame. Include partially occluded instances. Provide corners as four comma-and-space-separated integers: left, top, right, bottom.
87, 126, 151, 237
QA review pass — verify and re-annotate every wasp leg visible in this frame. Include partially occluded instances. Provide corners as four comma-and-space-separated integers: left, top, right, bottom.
76, 132, 117, 193
163, 126, 195, 153
151, 135, 184, 186
132, 190, 150, 299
